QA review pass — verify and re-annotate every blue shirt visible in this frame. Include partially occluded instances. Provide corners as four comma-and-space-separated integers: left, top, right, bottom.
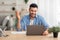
20, 15, 49, 31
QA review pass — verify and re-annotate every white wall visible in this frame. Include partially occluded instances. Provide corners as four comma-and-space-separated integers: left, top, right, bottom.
37, 0, 60, 27
55, 0, 60, 26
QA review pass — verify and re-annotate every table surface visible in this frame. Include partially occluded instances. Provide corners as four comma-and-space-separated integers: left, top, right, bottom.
0, 31, 60, 40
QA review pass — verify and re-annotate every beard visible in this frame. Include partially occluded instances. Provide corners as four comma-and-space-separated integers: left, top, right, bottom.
29, 13, 36, 18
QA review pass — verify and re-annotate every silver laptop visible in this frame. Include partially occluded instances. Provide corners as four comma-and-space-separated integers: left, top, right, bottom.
26, 25, 46, 35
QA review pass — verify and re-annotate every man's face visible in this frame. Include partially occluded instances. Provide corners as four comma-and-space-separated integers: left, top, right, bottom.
29, 7, 38, 18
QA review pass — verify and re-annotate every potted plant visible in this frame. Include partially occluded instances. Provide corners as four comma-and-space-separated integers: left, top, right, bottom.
52, 26, 60, 38
24, 0, 29, 4
48, 26, 60, 38
48, 28, 53, 33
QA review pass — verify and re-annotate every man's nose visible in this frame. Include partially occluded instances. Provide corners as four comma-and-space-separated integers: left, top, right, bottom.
32, 12, 35, 14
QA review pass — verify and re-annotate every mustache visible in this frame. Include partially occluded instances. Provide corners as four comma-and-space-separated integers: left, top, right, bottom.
30, 13, 36, 15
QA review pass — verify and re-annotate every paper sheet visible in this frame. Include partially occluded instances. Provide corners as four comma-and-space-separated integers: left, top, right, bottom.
11, 31, 26, 34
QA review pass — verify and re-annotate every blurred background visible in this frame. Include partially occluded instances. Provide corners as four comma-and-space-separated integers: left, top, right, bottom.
0, 0, 60, 27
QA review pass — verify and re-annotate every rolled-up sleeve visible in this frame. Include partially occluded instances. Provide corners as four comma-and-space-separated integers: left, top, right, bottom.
39, 16, 49, 29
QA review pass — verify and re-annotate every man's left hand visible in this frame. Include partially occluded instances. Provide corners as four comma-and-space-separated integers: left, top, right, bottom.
42, 30, 49, 36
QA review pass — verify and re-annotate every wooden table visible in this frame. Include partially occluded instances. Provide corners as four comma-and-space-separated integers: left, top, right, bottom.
0, 31, 60, 40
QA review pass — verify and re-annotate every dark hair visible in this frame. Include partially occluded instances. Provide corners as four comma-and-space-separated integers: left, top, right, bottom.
29, 3, 38, 9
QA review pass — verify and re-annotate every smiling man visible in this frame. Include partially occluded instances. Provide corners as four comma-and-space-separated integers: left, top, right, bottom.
16, 3, 49, 35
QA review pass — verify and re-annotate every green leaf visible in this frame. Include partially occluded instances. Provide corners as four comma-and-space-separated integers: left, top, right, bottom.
24, 0, 29, 4
48, 26, 60, 33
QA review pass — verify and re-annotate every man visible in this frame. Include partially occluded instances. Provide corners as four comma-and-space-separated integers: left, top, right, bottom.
16, 3, 49, 35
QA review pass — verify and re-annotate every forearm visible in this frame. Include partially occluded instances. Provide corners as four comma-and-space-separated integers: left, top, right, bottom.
16, 11, 21, 30
17, 20, 20, 30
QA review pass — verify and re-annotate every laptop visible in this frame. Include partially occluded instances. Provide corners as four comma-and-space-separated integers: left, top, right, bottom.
26, 25, 46, 35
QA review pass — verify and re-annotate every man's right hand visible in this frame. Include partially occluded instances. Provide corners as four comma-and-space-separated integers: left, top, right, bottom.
16, 11, 21, 30
16, 11, 20, 20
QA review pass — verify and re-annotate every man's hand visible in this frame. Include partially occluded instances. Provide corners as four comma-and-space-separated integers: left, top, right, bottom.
42, 30, 49, 36
16, 11, 21, 31
16, 11, 20, 20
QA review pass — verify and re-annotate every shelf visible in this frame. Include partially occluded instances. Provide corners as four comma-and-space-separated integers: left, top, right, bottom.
0, 11, 15, 13
0, 4, 16, 6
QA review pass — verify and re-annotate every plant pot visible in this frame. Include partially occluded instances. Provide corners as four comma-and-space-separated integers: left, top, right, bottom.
53, 32, 58, 38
